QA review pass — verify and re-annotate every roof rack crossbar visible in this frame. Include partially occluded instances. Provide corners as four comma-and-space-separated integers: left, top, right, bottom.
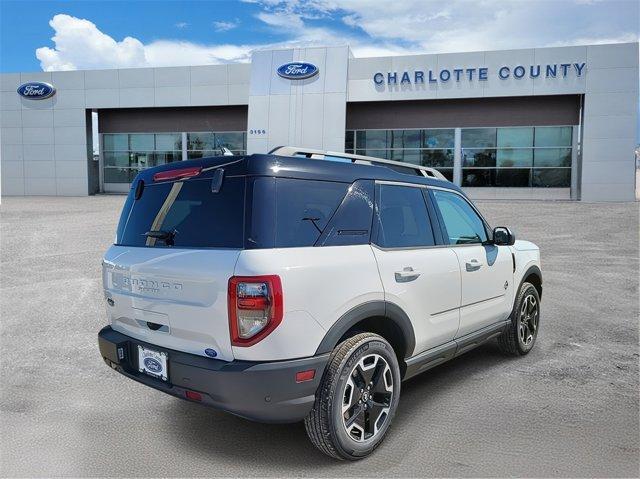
268, 146, 448, 181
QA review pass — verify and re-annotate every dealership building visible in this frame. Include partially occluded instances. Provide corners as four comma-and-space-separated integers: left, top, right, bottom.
0, 42, 637, 201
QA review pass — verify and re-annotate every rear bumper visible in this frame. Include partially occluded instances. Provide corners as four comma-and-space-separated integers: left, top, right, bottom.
98, 326, 329, 423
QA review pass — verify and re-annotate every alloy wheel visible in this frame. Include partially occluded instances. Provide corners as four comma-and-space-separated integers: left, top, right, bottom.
341, 353, 394, 442
519, 294, 539, 346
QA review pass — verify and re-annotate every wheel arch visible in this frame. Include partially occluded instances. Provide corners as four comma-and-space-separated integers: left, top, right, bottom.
314, 301, 416, 364
520, 265, 543, 298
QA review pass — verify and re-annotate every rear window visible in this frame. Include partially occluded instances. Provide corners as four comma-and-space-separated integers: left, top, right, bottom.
115, 176, 245, 248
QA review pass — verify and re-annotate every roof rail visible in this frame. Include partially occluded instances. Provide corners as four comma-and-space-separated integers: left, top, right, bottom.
268, 146, 449, 181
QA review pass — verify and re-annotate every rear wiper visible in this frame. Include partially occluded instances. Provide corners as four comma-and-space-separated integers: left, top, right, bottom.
144, 229, 177, 246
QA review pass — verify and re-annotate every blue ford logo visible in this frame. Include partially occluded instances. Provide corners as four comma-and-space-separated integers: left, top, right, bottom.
277, 62, 319, 80
204, 348, 217, 358
17, 82, 56, 100
143, 357, 163, 373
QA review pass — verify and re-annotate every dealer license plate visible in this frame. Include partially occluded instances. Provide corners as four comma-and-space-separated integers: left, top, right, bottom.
138, 345, 168, 381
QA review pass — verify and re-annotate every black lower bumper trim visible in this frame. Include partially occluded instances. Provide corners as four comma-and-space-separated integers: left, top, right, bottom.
98, 326, 328, 423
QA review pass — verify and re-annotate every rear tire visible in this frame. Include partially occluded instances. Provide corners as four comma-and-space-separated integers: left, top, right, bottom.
498, 282, 540, 356
304, 333, 401, 460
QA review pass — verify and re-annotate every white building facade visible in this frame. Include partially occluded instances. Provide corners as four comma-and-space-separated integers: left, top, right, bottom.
0, 42, 638, 201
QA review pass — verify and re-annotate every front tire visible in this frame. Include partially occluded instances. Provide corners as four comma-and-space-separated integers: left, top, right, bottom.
304, 333, 401, 460
498, 281, 541, 356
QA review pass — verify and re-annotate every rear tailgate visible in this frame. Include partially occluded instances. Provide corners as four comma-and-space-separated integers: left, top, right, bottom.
103, 246, 239, 361
104, 169, 246, 361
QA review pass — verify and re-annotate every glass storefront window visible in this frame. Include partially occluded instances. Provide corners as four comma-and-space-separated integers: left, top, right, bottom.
351, 128, 455, 179
153, 151, 182, 166
104, 168, 139, 183
102, 131, 245, 184
534, 126, 572, 147
356, 130, 387, 149
389, 130, 421, 149
497, 128, 533, 148
424, 129, 455, 149
496, 149, 533, 167
462, 169, 493, 187
421, 150, 454, 168
345, 130, 354, 152
462, 149, 496, 167
103, 152, 131, 168
534, 148, 571, 167
461, 128, 496, 148
460, 126, 573, 188
129, 134, 154, 151
155, 133, 182, 150
495, 168, 531, 187
532, 168, 571, 187
103, 134, 128, 151
187, 132, 216, 150
215, 132, 245, 151
187, 150, 220, 160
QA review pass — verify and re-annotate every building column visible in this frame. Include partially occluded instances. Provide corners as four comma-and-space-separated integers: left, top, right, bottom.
453, 128, 462, 186
570, 124, 580, 200
181, 132, 188, 161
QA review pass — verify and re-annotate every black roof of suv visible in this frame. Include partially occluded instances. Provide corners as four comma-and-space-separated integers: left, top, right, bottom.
133, 154, 463, 194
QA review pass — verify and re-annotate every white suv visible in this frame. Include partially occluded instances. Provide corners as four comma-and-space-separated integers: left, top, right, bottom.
98, 148, 542, 460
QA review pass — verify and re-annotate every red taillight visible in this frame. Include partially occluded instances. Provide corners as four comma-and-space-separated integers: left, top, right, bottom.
228, 275, 283, 347
153, 166, 202, 182
295, 369, 315, 383
185, 390, 202, 401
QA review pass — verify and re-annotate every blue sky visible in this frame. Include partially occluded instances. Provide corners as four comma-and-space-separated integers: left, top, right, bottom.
0, 0, 637, 72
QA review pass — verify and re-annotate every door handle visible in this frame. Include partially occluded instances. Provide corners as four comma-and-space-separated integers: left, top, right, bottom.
395, 267, 420, 283
465, 259, 482, 272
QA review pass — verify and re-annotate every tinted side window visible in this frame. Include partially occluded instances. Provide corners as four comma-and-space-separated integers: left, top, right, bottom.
376, 184, 435, 248
316, 179, 375, 247
275, 178, 349, 247
432, 190, 488, 245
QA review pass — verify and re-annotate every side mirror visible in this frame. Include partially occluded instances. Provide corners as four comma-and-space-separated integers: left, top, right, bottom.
493, 226, 515, 246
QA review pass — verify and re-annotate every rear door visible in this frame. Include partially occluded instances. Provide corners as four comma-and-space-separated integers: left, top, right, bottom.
371, 182, 461, 354
429, 188, 513, 337
102, 175, 245, 361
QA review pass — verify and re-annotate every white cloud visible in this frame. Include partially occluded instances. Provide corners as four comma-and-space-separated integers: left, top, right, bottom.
36, 14, 253, 70
36, 15, 146, 71
212, 20, 239, 32
175, 22, 189, 29
255, 0, 639, 54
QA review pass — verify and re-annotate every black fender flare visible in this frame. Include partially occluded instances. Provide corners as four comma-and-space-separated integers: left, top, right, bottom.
314, 301, 416, 359
519, 264, 542, 298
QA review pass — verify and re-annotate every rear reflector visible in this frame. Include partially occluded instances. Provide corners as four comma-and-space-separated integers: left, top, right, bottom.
185, 390, 202, 401
153, 166, 202, 182
295, 369, 315, 383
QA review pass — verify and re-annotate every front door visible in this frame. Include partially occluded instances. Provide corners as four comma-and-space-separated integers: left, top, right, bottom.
430, 189, 514, 337
371, 183, 461, 354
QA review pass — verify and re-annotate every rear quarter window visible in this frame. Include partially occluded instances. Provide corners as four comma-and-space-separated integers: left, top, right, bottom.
247, 177, 349, 248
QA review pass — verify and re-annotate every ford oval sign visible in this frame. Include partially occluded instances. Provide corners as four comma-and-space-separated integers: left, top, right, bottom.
143, 357, 163, 373
17, 82, 56, 100
277, 62, 319, 80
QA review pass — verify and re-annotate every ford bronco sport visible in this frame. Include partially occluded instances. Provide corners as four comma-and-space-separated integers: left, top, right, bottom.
98, 147, 542, 460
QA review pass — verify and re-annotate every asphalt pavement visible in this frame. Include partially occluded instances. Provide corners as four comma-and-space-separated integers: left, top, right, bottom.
1, 196, 638, 477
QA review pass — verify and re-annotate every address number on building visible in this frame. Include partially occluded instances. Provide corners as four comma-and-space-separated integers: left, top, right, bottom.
249, 129, 267, 135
